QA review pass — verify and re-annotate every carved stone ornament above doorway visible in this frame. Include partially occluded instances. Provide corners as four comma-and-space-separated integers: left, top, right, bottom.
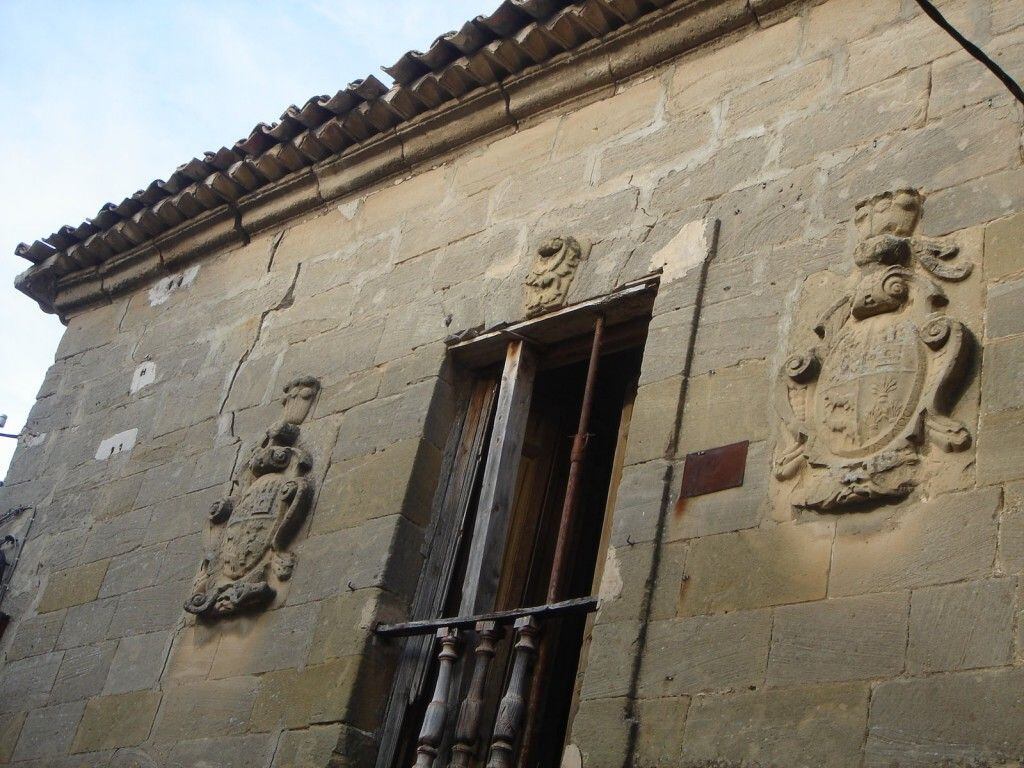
773, 189, 974, 511
185, 376, 320, 619
524, 236, 588, 317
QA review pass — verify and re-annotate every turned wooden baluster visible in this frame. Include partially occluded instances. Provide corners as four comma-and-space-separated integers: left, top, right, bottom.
486, 617, 540, 768
451, 621, 502, 768
413, 627, 461, 768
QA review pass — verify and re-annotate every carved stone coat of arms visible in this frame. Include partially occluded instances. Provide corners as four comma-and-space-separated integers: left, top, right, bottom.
524, 236, 586, 317
774, 190, 974, 511
185, 376, 320, 619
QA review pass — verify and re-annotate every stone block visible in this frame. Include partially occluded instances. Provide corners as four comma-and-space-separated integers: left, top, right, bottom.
152, 677, 259, 743
639, 609, 771, 697
779, 68, 928, 167
314, 438, 441, 534
273, 206, 354, 271
567, 697, 631, 768
623, 376, 682, 466
453, 119, 559, 196
830, 488, 1000, 596
725, 59, 831, 138
596, 109, 711, 185
103, 630, 173, 694
162, 733, 276, 768
56, 598, 117, 650
609, 459, 672, 548
79, 507, 152, 564
99, 545, 165, 599
12, 701, 84, 762
208, 603, 318, 678
71, 690, 161, 753
396, 191, 489, 263
49, 641, 116, 704
359, 166, 449, 237
314, 368, 383, 420
6, 610, 65, 661
986, 211, 1024, 281
37, 560, 109, 613
908, 578, 1014, 673
250, 651, 392, 732
988, 276, 1024, 339
677, 361, 769, 455
978, 408, 1024, 486
924, 167, 1024, 239
768, 592, 908, 686
106, 580, 192, 638
596, 543, 655, 625
866, 667, 1024, 767
309, 588, 403, 664
929, 28, 1024, 118
271, 724, 347, 768
580, 622, 641, 700
553, 76, 661, 158
681, 683, 870, 768
0, 712, 25, 764
983, 336, 1024, 415
491, 153, 590, 222
999, 482, 1024, 573
678, 521, 832, 617
668, 440, 767, 541
637, 305, 697, 387
165, 624, 220, 684
634, 695, 690, 767
0, 652, 63, 713
993, 0, 1024, 34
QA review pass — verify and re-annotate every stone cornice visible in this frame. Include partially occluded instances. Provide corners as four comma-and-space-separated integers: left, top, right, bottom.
16, 0, 793, 320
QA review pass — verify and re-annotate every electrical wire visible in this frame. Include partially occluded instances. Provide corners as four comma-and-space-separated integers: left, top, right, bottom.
911, 0, 1024, 106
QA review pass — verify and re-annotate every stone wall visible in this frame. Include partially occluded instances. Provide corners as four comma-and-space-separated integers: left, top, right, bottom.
1, 0, 1023, 765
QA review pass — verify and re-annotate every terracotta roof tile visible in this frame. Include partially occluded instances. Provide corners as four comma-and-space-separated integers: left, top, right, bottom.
15, 0, 668, 281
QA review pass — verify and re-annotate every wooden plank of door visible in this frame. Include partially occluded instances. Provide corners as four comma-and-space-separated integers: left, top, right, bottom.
459, 339, 537, 616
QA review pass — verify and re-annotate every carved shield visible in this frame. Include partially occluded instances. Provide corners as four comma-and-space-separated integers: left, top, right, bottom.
219, 475, 285, 579
812, 318, 925, 459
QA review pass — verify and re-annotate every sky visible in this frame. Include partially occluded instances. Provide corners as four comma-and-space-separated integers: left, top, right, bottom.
0, 0, 487, 478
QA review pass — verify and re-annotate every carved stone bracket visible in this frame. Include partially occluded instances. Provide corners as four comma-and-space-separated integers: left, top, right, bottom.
773, 190, 974, 512
185, 376, 321, 619
524, 236, 587, 317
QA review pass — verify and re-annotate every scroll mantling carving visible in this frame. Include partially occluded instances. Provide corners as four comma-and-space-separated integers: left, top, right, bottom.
773, 189, 974, 512
524, 236, 586, 317
185, 376, 321, 619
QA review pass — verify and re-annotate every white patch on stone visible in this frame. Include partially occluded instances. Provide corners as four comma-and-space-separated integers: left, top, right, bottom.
20, 431, 46, 448
598, 546, 623, 602
650, 218, 717, 283
130, 361, 156, 394
560, 744, 583, 768
95, 428, 138, 461
148, 265, 200, 306
337, 199, 360, 220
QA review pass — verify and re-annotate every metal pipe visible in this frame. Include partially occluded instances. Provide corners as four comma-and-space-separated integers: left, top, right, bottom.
519, 314, 605, 768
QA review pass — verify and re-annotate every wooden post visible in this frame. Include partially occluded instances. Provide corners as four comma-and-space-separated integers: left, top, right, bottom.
459, 340, 537, 616
413, 628, 461, 768
450, 621, 502, 768
486, 617, 540, 768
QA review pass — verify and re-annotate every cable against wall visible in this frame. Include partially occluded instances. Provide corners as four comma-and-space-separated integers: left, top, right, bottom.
911, 0, 1024, 105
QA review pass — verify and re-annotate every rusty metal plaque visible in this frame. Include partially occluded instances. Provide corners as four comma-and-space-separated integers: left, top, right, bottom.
679, 440, 749, 498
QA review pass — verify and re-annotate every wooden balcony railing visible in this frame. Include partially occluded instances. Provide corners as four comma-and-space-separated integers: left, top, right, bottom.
375, 596, 598, 768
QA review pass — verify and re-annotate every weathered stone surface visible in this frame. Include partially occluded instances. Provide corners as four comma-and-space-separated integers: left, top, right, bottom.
830, 488, 1000, 596
638, 609, 772, 697
453, 119, 558, 196
271, 724, 348, 768
164, 624, 220, 684
681, 683, 870, 768
866, 667, 1024, 767
0, 652, 63, 713
152, 677, 259, 743
106, 580, 191, 637
12, 701, 84, 761
982, 336, 1024, 415
634, 695, 691, 767
71, 690, 161, 752
37, 560, 109, 613
768, 592, 908, 685
908, 578, 1014, 673
309, 588, 402, 664
677, 361, 770, 455
553, 76, 661, 158
623, 375, 682, 466
56, 598, 117, 650
678, 521, 833, 616
609, 459, 673, 548
103, 630, 173, 694
208, 603, 318, 678
580, 622, 641, 700
999, 481, 1024, 573
49, 641, 117, 704
162, 733, 276, 768
986, 211, 1024, 281
725, 60, 831, 138
988, 276, 1024, 339
6, 610, 65, 661
0, 712, 25, 764
99, 546, 164, 599
978, 408, 1024, 486
568, 697, 631, 768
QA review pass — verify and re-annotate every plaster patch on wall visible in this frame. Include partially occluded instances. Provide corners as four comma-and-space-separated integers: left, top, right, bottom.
95, 428, 138, 461
337, 199, 360, 220
598, 546, 624, 602
148, 265, 200, 306
131, 361, 156, 394
650, 218, 717, 283
20, 431, 46, 448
